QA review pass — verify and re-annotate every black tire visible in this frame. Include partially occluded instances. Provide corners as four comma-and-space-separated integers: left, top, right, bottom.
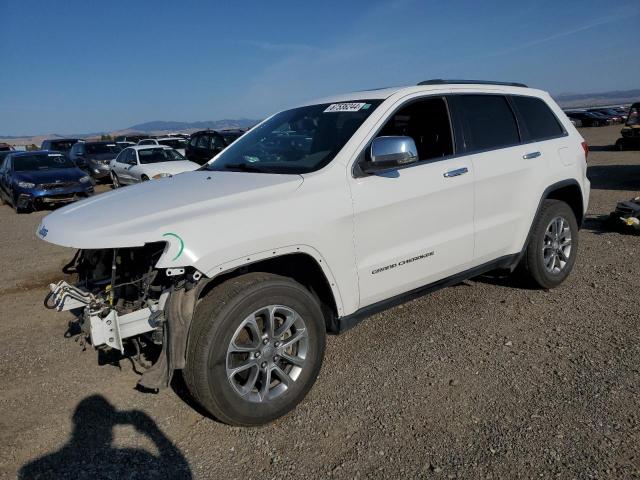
140, 175, 149, 182
111, 173, 120, 188
183, 272, 326, 426
11, 192, 29, 214
615, 139, 625, 151
518, 199, 579, 289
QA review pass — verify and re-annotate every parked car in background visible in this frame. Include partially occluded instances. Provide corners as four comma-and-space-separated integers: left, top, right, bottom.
615, 102, 640, 150
0, 151, 93, 212
587, 109, 622, 124
110, 145, 199, 186
566, 111, 610, 127
137, 137, 188, 155
115, 135, 147, 144
116, 141, 136, 149
185, 129, 240, 164
68, 141, 122, 181
41, 138, 81, 154
0, 144, 14, 163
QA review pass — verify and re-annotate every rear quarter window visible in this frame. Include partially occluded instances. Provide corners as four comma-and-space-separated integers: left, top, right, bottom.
511, 96, 564, 141
454, 95, 520, 152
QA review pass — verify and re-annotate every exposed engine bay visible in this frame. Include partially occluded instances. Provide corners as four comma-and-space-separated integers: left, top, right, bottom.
45, 244, 203, 389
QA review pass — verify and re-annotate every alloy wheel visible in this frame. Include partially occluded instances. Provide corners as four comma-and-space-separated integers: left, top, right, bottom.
542, 215, 572, 274
225, 305, 308, 403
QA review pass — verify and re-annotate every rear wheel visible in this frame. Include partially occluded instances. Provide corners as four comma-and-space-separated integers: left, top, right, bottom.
184, 273, 326, 426
518, 200, 579, 289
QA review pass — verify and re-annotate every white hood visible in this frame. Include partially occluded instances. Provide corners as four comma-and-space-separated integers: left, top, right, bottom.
37, 170, 303, 252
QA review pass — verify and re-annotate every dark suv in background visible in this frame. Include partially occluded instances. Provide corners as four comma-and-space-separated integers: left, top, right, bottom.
41, 138, 81, 154
185, 129, 246, 165
68, 141, 122, 181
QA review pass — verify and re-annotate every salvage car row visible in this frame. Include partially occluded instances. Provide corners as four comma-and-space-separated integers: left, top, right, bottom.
0, 129, 246, 213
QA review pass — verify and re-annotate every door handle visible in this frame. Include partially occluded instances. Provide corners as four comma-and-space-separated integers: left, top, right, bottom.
523, 151, 541, 159
443, 167, 469, 178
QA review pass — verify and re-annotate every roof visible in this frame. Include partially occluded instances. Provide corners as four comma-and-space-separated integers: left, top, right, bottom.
43, 138, 80, 142
127, 145, 174, 151
302, 81, 541, 107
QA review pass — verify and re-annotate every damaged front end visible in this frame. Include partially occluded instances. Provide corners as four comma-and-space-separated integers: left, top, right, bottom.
45, 244, 203, 389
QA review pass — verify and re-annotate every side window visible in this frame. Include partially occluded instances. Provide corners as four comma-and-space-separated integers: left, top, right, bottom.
115, 149, 127, 163
455, 95, 520, 152
127, 150, 137, 164
376, 96, 454, 161
511, 96, 564, 141
196, 135, 209, 149
210, 134, 225, 150
189, 136, 198, 147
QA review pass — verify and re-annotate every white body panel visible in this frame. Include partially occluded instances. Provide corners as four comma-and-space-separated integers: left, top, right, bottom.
38, 83, 590, 318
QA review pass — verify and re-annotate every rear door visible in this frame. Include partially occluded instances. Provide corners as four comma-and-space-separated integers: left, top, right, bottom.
449, 94, 561, 264
350, 95, 475, 307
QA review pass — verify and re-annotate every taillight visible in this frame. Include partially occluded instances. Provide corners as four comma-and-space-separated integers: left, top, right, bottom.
581, 141, 589, 160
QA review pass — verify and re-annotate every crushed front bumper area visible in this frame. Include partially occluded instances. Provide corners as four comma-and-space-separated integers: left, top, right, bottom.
46, 280, 168, 353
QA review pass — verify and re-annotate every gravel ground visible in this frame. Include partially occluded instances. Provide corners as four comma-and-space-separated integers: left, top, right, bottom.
0, 125, 638, 479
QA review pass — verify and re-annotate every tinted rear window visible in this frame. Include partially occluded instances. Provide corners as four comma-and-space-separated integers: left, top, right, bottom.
456, 95, 520, 151
512, 96, 564, 141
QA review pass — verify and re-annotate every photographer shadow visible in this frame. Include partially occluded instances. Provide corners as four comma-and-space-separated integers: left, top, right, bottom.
19, 395, 192, 479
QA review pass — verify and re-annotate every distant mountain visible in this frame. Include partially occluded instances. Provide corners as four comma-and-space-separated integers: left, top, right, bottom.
555, 89, 640, 108
126, 119, 259, 133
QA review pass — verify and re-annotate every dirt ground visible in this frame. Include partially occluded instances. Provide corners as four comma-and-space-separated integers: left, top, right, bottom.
1, 125, 638, 479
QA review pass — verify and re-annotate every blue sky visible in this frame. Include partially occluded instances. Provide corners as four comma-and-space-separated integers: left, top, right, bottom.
0, 0, 638, 135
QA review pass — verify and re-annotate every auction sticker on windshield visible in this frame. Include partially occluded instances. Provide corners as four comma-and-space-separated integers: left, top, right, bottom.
324, 103, 366, 113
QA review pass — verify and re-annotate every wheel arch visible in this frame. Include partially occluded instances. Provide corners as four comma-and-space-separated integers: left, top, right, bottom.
200, 248, 344, 332
512, 179, 584, 271
543, 179, 584, 227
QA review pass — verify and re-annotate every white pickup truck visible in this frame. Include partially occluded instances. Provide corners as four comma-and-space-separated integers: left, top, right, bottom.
38, 80, 590, 426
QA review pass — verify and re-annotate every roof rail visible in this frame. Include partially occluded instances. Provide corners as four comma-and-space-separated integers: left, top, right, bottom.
418, 79, 528, 88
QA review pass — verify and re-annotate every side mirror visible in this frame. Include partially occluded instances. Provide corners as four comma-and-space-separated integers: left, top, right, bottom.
363, 136, 418, 173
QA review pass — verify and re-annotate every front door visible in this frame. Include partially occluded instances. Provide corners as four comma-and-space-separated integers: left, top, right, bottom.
350, 96, 475, 308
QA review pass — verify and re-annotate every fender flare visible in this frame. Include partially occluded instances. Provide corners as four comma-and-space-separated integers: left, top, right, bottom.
204, 244, 346, 316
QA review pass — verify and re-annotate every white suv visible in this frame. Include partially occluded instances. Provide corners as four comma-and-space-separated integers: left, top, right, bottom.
39, 80, 590, 426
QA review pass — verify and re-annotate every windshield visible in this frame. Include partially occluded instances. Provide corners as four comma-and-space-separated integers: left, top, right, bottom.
13, 153, 76, 171
158, 139, 187, 149
138, 148, 185, 164
205, 100, 382, 174
85, 143, 122, 155
626, 107, 639, 126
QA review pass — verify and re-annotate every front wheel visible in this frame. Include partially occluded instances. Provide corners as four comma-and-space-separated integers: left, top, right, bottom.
140, 175, 149, 182
111, 172, 120, 188
517, 200, 579, 289
184, 273, 326, 426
